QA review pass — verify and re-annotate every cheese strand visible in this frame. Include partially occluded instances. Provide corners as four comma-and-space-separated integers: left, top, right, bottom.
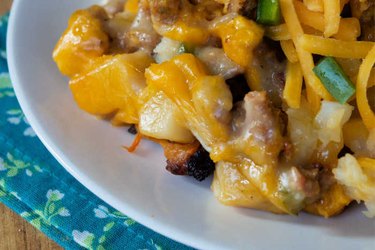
323, 0, 340, 37
357, 45, 375, 130
283, 61, 303, 108
299, 34, 374, 59
280, 0, 331, 102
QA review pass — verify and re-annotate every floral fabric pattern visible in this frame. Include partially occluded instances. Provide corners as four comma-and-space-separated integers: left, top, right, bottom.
0, 13, 190, 250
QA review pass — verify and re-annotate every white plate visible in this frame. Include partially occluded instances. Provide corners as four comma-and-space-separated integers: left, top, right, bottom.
7, 0, 375, 249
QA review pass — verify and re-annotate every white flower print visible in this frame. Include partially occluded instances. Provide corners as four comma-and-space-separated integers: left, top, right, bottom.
22, 190, 70, 230
94, 208, 108, 219
25, 169, 32, 176
7, 116, 21, 124
5, 109, 36, 137
23, 127, 36, 137
94, 205, 109, 219
93, 205, 135, 226
6, 109, 23, 124
58, 207, 71, 217
72, 230, 95, 249
46, 189, 65, 201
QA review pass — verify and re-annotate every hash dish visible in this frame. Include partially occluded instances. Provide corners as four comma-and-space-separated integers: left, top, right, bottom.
53, 0, 375, 217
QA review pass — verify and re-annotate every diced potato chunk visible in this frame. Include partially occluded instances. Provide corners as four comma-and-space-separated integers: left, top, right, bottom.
153, 37, 183, 64
333, 154, 375, 218
212, 161, 284, 213
315, 101, 354, 146
343, 119, 375, 158
53, 6, 109, 77
145, 54, 232, 150
287, 99, 318, 165
211, 16, 264, 67
70, 51, 153, 124
139, 91, 195, 143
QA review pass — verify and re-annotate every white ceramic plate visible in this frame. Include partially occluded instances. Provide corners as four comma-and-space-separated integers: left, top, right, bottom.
7, 0, 375, 249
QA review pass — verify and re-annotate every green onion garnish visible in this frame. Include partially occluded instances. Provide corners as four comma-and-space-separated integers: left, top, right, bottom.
313, 57, 356, 104
256, 0, 282, 26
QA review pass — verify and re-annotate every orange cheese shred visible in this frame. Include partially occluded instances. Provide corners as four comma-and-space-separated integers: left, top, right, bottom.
124, 133, 142, 153
280, 0, 331, 101
294, 1, 360, 41
280, 40, 299, 63
283, 61, 303, 108
357, 45, 375, 130
299, 34, 374, 59
303, 0, 323, 12
323, 0, 341, 37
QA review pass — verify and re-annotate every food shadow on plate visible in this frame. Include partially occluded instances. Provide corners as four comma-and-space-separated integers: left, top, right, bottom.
180, 174, 214, 190
235, 202, 375, 238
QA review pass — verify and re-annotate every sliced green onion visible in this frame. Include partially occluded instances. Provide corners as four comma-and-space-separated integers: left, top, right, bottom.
256, 0, 281, 26
313, 57, 356, 104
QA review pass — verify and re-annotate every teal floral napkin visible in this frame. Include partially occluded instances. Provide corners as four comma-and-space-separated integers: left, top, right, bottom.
0, 14, 190, 250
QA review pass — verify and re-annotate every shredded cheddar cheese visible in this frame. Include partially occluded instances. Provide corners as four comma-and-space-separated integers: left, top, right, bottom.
294, 1, 360, 41
303, 0, 323, 12
123, 133, 142, 152
299, 34, 374, 59
323, 0, 341, 37
357, 45, 375, 130
283, 61, 303, 108
280, 40, 298, 63
280, 0, 331, 103
334, 18, 361, 41
306, 84, 322, 113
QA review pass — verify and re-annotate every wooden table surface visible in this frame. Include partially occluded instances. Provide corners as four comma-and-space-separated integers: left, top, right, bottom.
0, 1, 61, 249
